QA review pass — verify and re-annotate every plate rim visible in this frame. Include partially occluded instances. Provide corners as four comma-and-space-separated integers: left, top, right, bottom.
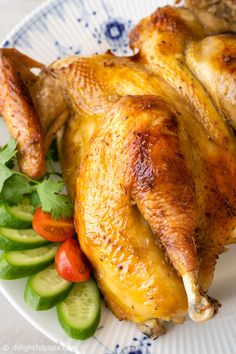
0, 282, 77, 353
1, 0, 62, 47
1, 1, 236, 354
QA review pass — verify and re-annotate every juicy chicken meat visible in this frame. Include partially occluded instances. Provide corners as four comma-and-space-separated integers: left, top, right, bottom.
1, 1, 236, 337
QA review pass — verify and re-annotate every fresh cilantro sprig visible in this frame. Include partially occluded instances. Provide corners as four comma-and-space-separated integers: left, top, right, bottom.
36, 179, 73, 219
0, 138, 17, 191
0, 139, 73, 219
0, 138, 17, 165
1, 175, 35, 204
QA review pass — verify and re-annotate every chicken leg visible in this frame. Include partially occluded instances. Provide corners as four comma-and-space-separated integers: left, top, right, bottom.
130, 4, 236, 311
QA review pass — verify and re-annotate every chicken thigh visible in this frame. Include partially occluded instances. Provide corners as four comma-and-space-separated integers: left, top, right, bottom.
130, 3, 236, 308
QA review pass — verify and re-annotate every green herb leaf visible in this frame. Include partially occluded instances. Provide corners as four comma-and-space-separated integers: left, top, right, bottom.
0, 138, 17, 164
0, 139, 18, 193
1, 175, 34, 204
30, 191, 41, 208
0, 138, 74, 219
0, 164, 13, 192
35, 179, 73, 219
50, 194, 73, 219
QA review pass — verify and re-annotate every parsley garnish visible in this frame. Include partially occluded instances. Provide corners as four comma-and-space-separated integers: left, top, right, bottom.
0, 138, 17, 192
1, 175, 34, 204
0, 138, 17, 165
36, 179, 73, 219
0, 139, 73, 219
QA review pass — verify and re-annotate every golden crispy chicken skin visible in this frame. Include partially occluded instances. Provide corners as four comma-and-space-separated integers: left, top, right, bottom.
186, 35, 236, 129
52, 53, 165, 200
129, 6, 235, 149
130, 106, 197, 275
185, 0, 236, 26
0, 49, 69, 178
130, 4, 236, 319
0, 49, 45, 179
76, 96, 188, 328
52, 48, 232, 323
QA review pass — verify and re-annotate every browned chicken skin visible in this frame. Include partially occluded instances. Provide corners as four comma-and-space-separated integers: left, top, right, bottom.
0, 49, 45, 178
76, 96, 189, 332
0, 49, 69, 178
129, 4, 236, 320
185, 0, 236, 24
186, 35, 236, 129
1, 1, 236, 337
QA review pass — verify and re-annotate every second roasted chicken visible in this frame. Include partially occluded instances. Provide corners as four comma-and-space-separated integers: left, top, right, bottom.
1, 1, 236, 338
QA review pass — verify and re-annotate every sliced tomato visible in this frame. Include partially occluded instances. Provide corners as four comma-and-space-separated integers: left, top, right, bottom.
55, 238, 90, 282
32, 208, 74, 242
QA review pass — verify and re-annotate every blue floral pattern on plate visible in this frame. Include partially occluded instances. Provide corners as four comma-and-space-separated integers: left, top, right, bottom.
110, 336, 152, 354
97, 18, 132, 53
93, 335, 152, 354
3, 0, 134, 59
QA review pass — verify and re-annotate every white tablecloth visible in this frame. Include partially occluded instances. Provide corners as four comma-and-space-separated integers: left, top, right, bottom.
0, 1, 71, 353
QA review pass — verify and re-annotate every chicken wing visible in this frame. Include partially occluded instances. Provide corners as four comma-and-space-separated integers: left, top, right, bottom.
0, 49, 45, 178
0, 49, 70, 178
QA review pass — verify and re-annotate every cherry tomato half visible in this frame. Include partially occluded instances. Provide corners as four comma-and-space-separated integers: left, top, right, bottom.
32, 208, 74, 242
55, 238, 90, 282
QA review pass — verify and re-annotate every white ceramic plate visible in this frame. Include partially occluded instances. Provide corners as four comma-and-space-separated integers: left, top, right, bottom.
0, 1, 236, 353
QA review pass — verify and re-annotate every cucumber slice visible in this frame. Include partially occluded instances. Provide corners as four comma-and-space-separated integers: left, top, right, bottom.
0, 243, 59, 279
0, 204, 34, 229
57, 279, 101, 340
25, 264, 73, 311
0, 228, 49, 250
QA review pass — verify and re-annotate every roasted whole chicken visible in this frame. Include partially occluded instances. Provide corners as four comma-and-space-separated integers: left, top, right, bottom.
1, 0, 236, 338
